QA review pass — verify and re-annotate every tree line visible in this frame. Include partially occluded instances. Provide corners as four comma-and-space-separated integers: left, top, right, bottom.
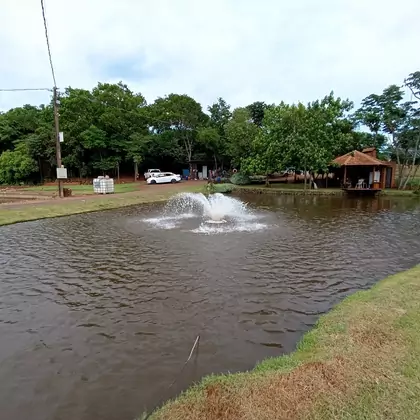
0, 71, 419, 188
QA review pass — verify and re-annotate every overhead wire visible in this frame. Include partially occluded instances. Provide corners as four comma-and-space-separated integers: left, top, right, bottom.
0, 88, 52, 92
40, 0, 57, 87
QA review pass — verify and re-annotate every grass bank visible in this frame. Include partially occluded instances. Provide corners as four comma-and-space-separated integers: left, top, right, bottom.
149, 265, 420, 420
236, 184, 418, 197
22, 182, 139, 196
0, 184, 202, 226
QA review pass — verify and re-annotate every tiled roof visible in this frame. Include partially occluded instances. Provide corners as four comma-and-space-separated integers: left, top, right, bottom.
333, 150, 390, 166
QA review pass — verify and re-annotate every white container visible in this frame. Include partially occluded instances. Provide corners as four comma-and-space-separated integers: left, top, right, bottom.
93, 177, 114, 194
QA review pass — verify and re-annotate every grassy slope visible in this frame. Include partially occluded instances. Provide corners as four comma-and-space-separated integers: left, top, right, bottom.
22, 183, 139, 195
237, 184, 418, 196
0, 184, 202, 226
150, 266, 420, 420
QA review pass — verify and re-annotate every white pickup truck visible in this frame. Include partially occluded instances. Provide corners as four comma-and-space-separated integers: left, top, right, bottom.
144, 169, 161, 179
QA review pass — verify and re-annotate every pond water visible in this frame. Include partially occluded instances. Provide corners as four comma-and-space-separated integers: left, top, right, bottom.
1, 194, 420, 420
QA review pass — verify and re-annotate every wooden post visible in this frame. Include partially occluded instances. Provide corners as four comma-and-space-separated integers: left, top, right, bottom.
343, 166, 347, 188
373, 166, 376, 189
53, 87, 63, 198
380, 167, 386, 189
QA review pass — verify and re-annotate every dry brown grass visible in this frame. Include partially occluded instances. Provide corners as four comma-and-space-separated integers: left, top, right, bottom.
149, 267, 420, 420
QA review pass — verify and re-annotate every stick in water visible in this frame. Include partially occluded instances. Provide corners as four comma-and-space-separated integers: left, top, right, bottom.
167, 335, 200, 389
143, 335, 201, 420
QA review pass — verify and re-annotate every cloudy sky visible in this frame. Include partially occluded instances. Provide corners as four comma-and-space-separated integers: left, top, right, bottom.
1, 0, 419, 112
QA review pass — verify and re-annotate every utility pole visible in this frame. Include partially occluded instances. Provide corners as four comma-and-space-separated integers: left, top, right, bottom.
53, 86, 63, 198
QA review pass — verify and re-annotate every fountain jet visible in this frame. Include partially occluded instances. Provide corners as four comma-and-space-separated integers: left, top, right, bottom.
165, 192, 250, 222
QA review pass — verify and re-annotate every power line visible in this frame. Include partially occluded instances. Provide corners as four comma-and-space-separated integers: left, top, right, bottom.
0, 88, 52, 92
39, 0, 63, 196
40, 0, 57, 87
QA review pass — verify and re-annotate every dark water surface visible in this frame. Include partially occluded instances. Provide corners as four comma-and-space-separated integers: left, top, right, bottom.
1, 194, 420, 420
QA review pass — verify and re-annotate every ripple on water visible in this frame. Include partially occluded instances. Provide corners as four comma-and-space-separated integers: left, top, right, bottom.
0, 196, 420, 420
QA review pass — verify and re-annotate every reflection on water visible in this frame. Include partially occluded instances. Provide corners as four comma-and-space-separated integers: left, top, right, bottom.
0, 195, 419, 420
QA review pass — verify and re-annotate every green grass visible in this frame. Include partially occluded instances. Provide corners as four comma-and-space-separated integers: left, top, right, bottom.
0, 184, 202, 226
236, 184, 419, 197
237, 184, 343, 195
22, 182, 139, 195
148, 266, 420, 420
381, 188, 419, 197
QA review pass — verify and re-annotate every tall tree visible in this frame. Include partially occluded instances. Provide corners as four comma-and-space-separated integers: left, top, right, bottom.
246, 101, 268, 127
405, 71, 420, 100
225, 107, 259, 167
242, 103, 291, 184
208, 97, 231, 137
197, 126, 221, 169
0, 141, 38, 184
149, 94, 208, 171
355, 94, 383, 146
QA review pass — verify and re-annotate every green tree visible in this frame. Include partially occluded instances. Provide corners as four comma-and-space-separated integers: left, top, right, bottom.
197, 126, 221, 169
242, 103, 294, 185
225, 108, 259, 167
405, 71, 420, 100
246, 101, 268, 127
0, 142, 38, 184
208, 97, 231, 138
149, 94, 208, 170
355, 94, 383, 144
243, 93, 354, 188
59, 82, 148, 178
378, 85, 410, 187
207, 98, 231, 167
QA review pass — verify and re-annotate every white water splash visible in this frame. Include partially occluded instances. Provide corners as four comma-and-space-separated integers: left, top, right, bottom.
142, 213, 195, 229
141, 193, 266, 234
165, 192, 255, 222
191, 222, 267, 235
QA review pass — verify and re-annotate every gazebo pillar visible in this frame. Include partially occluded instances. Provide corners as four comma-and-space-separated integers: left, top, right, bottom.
380, 167, 386, 189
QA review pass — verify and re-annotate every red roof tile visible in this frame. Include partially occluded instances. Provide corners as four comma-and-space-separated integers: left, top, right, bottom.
333, 150, 390, 166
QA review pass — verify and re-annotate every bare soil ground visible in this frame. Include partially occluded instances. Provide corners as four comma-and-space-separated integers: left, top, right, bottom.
0, 182, 205, 225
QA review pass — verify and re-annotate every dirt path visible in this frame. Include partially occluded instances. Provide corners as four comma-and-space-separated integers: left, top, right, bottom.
0, 181, 206, 210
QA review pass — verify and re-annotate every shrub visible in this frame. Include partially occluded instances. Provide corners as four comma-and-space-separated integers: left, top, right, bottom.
205, 182, 215, 194
0, 143, 37, 185
204, 183, 236, 194
230, 172, 250, 185
405, 179, 420, 191
213, 183, 235, 193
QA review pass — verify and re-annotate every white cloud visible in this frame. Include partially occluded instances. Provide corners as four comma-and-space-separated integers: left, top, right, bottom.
1, 0, 419, 111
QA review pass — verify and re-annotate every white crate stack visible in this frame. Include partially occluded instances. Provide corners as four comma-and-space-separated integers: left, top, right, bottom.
93, 176, 115, 194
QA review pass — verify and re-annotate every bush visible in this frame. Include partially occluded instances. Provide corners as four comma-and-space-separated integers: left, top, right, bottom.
230, 172, 251, 185
405, 179, 420, 191
213, 183, 235, 193
0, 143, 37, 185
204, 183, 236, 194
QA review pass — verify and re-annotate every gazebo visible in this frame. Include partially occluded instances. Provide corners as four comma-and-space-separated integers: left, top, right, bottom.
332, 148, 394, 194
